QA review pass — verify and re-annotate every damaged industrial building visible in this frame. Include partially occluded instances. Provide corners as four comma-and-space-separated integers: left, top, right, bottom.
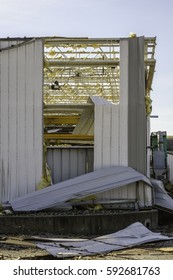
0, 35, 173, 245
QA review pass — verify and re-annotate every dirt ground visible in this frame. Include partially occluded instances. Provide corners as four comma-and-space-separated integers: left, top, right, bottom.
1, 225, 173, 260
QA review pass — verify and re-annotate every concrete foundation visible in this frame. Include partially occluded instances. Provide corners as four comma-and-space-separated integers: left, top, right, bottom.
0, 209, 158, 236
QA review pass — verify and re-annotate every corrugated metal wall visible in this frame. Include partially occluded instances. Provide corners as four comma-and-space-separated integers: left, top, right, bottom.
0, 39, 43, 203
47, 146, 94, 184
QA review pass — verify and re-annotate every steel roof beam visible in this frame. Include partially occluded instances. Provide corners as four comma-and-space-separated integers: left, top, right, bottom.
45, 60, 119, 67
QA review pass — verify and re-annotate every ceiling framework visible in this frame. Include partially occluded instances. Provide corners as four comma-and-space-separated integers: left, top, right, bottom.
44, 38, 121, 105
43, 37, 156, 143
43, 37, 156, 106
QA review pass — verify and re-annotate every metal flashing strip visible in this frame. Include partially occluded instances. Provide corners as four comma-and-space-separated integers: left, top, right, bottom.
10, 166, 151, 212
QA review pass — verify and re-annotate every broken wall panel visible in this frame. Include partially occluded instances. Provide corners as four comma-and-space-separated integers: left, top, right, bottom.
72, 108, 94, 135
0, 39, 43, 203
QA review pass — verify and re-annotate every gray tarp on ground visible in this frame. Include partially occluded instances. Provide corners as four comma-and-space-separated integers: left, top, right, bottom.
152, 179, 173, 213
10, 166, 151, 212
35, 222, 173, 258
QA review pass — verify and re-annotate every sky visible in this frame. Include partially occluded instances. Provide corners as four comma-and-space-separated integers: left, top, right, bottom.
0, 0, 173, 134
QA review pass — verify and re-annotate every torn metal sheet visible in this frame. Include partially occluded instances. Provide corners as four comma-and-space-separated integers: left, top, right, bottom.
151, 179, 173, 213
36, 222, 173, 258
10, 166, 151, 212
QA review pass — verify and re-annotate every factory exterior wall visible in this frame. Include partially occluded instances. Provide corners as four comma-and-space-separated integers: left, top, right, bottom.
0, 37, 150, 207
0, 39, 43, 203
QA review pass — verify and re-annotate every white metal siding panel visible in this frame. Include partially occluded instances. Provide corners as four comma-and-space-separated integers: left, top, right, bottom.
0, 39, 43, 203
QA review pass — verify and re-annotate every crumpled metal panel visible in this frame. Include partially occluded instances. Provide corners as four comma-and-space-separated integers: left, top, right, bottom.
36, 222, 173, 258
10, 166, 151, 211
151, 179, 173, 213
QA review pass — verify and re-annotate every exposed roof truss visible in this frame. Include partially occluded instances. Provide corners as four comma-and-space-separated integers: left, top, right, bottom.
44, 38, 120, 105
43, 37, 156, 105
